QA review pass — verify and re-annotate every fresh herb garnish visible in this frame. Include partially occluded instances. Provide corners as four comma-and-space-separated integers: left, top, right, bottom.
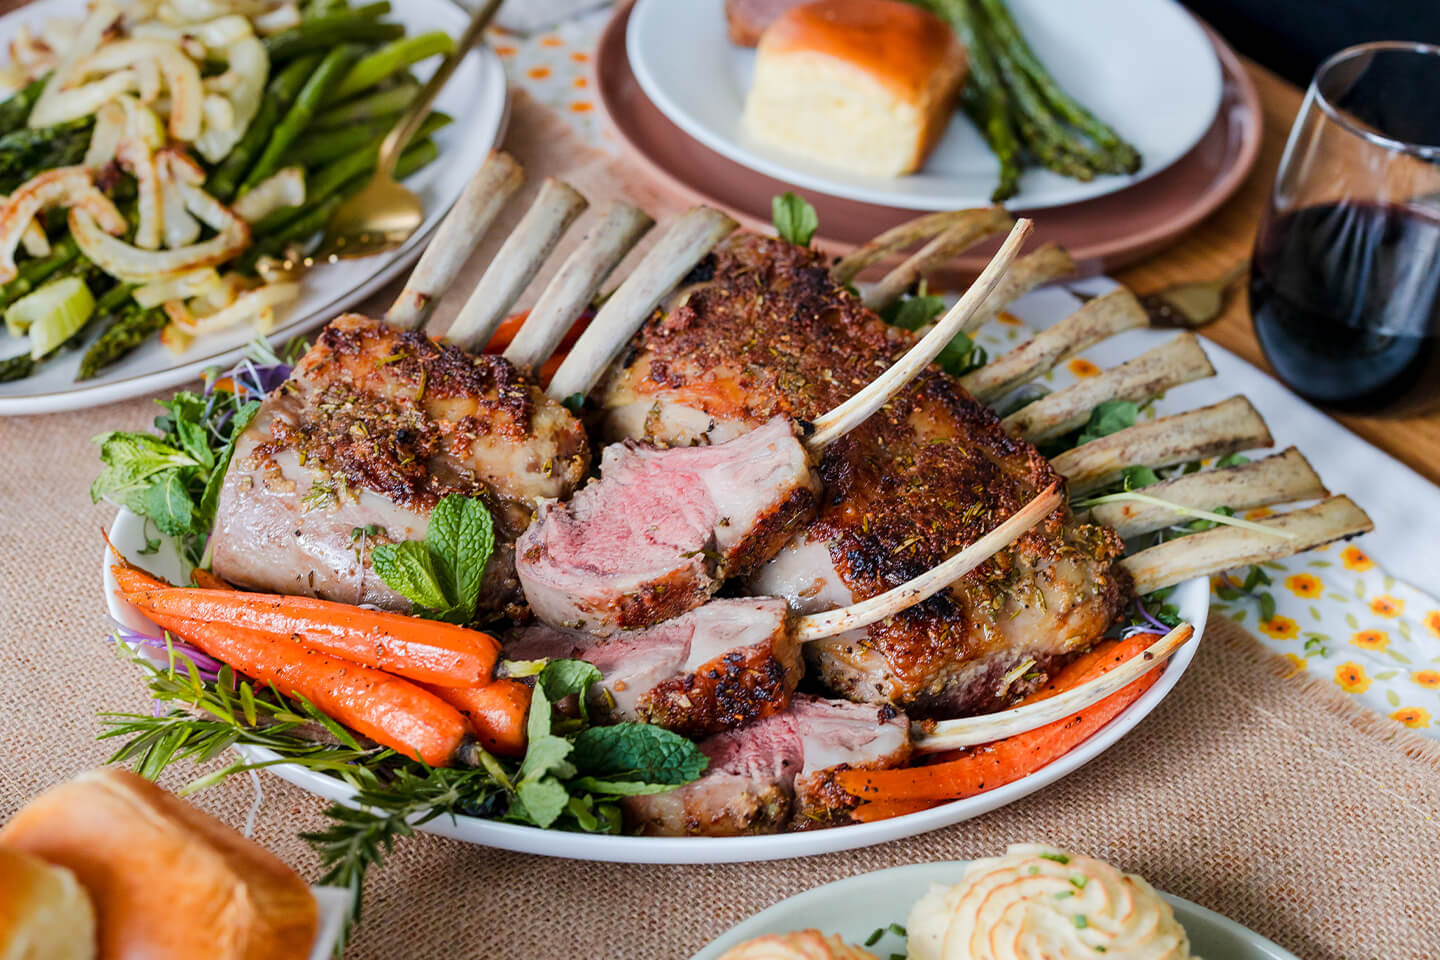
102, 643, 707, 943
1075, 399, 1138, 447
371, 493, 495, 624
880, 289, 988, 376
1039, 852, 1071, 864
772, 192, 819, 246
91, 390, 259, 566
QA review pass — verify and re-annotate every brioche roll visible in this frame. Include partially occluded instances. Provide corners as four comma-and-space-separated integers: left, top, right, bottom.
742, 0, 967, 177
0, 768, 317, 960
0, 847, 96, 960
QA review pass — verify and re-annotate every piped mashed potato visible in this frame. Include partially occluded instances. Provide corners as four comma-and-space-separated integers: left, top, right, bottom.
907, 845, 1198, 960
718, 930, 880, 960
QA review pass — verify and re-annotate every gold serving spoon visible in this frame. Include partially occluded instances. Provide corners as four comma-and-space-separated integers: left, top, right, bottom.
315, 0, 504, 262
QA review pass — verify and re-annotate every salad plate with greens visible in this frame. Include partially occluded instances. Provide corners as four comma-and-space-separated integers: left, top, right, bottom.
0, 0, 507, 414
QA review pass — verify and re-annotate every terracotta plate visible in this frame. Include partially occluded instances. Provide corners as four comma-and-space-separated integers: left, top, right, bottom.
596, 1, 1262, 281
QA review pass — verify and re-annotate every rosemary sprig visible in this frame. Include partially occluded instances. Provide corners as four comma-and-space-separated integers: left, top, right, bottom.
100, 638, 707, 951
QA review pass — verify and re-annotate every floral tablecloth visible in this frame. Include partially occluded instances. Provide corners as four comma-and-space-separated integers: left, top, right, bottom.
486, 10, 1440, 739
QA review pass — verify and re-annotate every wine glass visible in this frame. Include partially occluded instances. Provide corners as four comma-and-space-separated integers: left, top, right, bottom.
1249, 41, 1440, 414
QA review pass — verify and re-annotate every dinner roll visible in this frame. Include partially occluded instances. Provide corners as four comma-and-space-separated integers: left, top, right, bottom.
0, 768, 317, 960
0, 847, 96, 960
742, 0, 967, 177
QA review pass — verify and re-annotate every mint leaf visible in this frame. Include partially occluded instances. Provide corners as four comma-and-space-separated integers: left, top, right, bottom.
772, 192, 818, 246
426, 494, 494, 624
882, 294, 946, 331
514, 776, 570, 828
568, 777, 689, 797
571, 723, 708, 786
198, 400, 259, 525
538, 658, 602, 705
1075, 400, 1138, 446
142, 470, 198, 536
935, 329, 987, 377
370, 541, 449, 612
91, 432, 198, 508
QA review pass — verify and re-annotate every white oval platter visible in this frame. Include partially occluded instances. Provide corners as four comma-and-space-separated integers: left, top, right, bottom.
104, 506, 1205, 865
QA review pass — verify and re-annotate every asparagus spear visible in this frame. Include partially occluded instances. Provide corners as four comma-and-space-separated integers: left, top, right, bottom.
208, 53, 323, 203
0, 74, 48, 137
326, 32, 453, 103
240, 44, 360, 193
973, 0, 1141, 173
240, 138, 441, 268
78, 303, 165, 380
922, 0, 1023, 200
0, 117, 93, 193
0, 353, 33, 382
264, 5, 402, 61
0, 236, 80, 310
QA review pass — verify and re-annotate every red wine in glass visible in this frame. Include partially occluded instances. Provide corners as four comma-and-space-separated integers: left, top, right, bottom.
1249, 201, 1440, 413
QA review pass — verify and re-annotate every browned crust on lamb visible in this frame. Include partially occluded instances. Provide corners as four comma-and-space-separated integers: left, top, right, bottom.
719, 482, 820, 579
609, 567, 715, 633
614, 237, 911, 425
253, 314, 588, 535
637, 630, 802, 739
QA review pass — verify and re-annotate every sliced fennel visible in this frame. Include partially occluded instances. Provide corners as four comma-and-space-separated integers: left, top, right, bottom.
7, 276, 95, 359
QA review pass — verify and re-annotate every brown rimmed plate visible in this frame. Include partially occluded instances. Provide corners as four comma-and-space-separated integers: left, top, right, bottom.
596, 1, 1262, 282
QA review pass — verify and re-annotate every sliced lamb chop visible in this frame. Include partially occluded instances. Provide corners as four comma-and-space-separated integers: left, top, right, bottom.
506, 598, 800, 738
517, 418, 819, 632
517, 222, 1033, 636
623, 695, 911, 836
505, 485, 1056, 739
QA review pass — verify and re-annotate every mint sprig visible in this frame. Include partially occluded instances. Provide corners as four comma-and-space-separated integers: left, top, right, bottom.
371, 493, 495, 623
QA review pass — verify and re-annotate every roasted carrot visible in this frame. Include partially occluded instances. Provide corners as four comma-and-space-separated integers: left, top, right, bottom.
1015, 631, 1162, 706
160, 615, 478, 767
189, 568, 232, 590
422, 678, 531, 758
849, 798, 938, 822
482, 310, 590, 356
111, 563, 170, 595
836, 633, 1166, 804
481, 311, 528, 353
537, 351, 566, 390
115, 581, 500, 688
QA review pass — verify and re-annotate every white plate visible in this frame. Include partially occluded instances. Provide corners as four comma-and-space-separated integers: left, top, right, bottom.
690, 862, 1300, 960
626, 0, 1223, 212
102, 518, 1205, 865
0, 0, 509, 415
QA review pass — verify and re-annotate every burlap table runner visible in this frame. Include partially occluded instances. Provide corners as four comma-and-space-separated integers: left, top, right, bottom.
3, 90, 1438, 959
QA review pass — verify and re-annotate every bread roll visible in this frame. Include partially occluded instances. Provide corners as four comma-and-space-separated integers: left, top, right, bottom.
0, 847, 96, 960
742, 0, 967, 177
725, 0, 808, 46
0, 769, 317, 960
